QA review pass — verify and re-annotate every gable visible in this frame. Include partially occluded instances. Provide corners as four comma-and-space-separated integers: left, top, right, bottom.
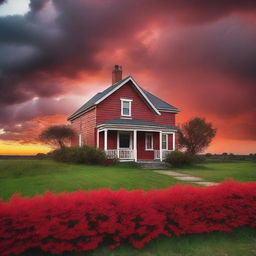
96, 81, 160, 124
94, 76, 160, 115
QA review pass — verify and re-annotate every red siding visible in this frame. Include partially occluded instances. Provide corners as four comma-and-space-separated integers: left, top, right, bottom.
154, 133, 160, 150
107, 131, 117, 149
70, 108, 96, 147
96, 81, 176, 127
99, 132, 104, 149
155, 112, 175, 126
137, 132, 159, 160
99, 130, 117, 150
168, 134, 173, 150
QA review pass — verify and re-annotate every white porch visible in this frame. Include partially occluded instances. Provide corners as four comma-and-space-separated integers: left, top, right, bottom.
97, 124, 176, 162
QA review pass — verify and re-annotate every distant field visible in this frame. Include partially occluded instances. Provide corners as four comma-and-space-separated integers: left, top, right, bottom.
0, 160, 178, 200
178, 162, 256, 182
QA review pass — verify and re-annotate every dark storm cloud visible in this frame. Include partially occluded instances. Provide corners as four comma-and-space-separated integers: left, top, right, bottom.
1, 0, 256, 108
148, 0, 256, 24
126, 16, 256, 121
130, 16, 256, 81
0, 97, 77, 126
0, 97, 77, 143
29, 0, 49, 13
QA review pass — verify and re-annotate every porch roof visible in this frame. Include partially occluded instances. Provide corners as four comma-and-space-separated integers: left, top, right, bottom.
97, 118, 177, 131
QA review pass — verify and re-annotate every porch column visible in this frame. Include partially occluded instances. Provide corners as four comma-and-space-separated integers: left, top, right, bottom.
96, 129, 99, 148
117, 131, 119, 158
159, 131, 163, 161
104, 129, 108, 151
133, 130, 137, 162
172, 132, 175, 150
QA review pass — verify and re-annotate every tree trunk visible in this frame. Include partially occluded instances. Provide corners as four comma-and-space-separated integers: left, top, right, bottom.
58, 140, 65, 149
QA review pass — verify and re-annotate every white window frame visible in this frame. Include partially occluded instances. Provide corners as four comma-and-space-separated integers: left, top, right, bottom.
162, 134, 168, 150
145, 133, 153, 151
121, 98, 132, 117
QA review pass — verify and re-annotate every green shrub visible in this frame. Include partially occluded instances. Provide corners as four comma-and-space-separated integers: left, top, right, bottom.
51, 146, 106, 165
165, 150, 194, 167
35, 153, 49, 160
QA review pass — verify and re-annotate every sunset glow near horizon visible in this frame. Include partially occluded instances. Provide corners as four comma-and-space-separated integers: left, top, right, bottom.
0, 0, 255, 155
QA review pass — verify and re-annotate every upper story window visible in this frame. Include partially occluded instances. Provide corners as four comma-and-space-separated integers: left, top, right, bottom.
121, 98, 132, 117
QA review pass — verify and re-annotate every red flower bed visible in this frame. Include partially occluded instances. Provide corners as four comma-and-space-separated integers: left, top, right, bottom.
0, 181, 256, 255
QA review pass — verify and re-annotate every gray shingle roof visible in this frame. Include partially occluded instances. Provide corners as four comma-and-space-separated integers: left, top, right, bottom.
141, 88, 179, 112
99, 118, 177, 130
68, 76, 179, 120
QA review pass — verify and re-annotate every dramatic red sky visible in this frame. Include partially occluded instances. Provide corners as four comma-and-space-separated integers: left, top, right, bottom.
0, 0, 256, 155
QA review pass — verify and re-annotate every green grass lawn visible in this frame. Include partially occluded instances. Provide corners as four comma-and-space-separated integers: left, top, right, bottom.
1, 160, 255, 200
177, 161, 256, 183
0, 160, 179, 200
20, 228, 256, 256
1, 160, 256, 256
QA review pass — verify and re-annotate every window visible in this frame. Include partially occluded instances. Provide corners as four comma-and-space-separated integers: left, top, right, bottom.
121, 99, 132, 117
162, 134, 168, 150
145, 134, 153, 150
119, 133, 130, 148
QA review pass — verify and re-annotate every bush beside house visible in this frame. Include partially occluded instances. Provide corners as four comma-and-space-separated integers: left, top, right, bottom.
52, 146, 106, 165
165, 151, 195, 167
0, 181, 255, 255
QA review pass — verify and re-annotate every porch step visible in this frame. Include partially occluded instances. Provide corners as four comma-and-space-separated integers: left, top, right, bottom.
137, 161, 168, 170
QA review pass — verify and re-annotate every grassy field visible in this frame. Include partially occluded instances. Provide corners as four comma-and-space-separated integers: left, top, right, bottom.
177, 161, 256, 182
20, 228, 256, 256
0, 160, 179, 200
1, 160, 256, 256
0, 160, 255, 200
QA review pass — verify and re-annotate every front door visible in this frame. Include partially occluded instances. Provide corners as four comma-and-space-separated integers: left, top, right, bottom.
118, 132, 132, 159
119, 133, 130, 149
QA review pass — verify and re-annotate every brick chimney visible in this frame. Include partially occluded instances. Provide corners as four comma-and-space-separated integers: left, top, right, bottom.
112, 65, 122, 84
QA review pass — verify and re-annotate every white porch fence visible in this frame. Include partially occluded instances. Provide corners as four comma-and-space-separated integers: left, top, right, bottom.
106, 149, 134, 160
154, 150, 172, 160
106, 149, 172, 160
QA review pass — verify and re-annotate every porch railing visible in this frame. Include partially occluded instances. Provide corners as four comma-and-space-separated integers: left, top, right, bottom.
154, 150, 172, 160
106, 149, 172, 160
105, 150, 118, 159
106, 149, 134, 159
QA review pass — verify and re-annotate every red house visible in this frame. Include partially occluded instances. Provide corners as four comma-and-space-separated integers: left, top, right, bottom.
68, 65, 179, 162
